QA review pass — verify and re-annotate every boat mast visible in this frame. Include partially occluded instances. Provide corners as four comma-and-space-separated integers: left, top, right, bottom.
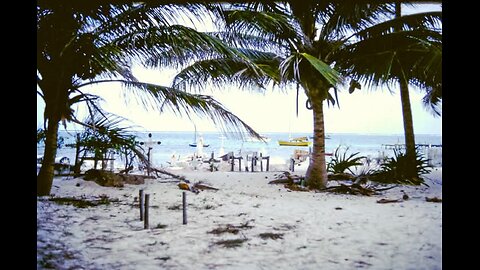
193, 123, 197, 143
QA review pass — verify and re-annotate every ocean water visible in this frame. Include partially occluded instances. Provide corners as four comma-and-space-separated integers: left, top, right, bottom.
37, 130, 442, 169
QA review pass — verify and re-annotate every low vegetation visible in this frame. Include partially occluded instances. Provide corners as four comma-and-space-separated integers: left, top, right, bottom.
259, 233, 284, 240
369, 147, 432, 185
213, 239, 248, 248
327, 146, 366, 175
48, 195, 118, 208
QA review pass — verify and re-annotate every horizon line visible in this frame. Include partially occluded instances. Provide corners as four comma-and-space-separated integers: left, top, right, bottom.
55, 129, 442, 137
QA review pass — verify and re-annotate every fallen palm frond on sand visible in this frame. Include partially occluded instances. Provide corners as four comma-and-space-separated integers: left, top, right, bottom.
269, 171, 398, 195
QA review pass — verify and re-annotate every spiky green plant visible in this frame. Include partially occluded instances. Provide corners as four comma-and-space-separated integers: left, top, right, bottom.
371, 147, 432, 185
327, 146, 366, 175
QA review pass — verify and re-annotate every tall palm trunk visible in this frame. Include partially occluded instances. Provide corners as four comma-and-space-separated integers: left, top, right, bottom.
399, 76, 417, 178
37, 118, 60, 196
396, 2, 417, 178
305, 98, 328, 189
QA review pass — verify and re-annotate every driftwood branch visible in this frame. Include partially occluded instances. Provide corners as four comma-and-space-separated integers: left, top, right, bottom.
376, 198, 402, 204
269, 171, 303, 184
321, 183, 399, 196
150, 167, 186, 181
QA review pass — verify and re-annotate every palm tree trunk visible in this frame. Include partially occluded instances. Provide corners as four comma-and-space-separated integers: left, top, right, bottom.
396, 2, 417, 178
37, 118, 60, 196
305, 99, 328, 189
399, 76, 417, 178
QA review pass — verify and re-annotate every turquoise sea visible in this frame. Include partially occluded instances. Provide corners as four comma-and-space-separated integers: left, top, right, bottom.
37, 130, 442, 168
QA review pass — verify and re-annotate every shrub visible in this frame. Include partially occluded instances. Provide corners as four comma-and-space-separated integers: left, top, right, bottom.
371, 147, 432, 185
327, 146, 366, 175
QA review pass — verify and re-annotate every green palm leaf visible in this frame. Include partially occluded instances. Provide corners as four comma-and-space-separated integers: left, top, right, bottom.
336, 29, 441, 89
300, 53, 341, 86
222, 9, 305, 48
353, 11, 442, 41
172, 50, 281, 91
77, 79, 262, 140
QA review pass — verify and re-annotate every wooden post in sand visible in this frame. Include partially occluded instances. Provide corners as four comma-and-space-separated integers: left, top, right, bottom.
139, 189, 144, 221
260, 153, 263, 171
230, 156, 245, 172
182, 191, 187, 225
251, 155, 255, 172
147, 148, 152, 177
290, 158, 295, 172
266, 156, 269, 171
210, 152, 215, 172
144, 193, 150, 229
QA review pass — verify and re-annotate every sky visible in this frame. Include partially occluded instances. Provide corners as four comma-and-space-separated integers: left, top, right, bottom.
36, 3, 442, 136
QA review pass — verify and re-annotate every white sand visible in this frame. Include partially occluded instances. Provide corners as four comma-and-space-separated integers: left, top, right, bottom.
37, 167, 442, 270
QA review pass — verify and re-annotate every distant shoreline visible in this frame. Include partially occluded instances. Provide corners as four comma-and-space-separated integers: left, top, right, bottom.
55, 129, 442, 137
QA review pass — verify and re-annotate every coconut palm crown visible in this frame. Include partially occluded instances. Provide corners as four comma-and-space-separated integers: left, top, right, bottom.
171, 1, 441, 189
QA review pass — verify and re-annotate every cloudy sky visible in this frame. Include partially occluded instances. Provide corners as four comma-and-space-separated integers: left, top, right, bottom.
37, 3, 442, 135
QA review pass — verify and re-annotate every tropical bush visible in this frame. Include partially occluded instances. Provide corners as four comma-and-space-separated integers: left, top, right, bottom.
327, 146, 366, 175
371, 147, 432, 185
73, 112, 146, 174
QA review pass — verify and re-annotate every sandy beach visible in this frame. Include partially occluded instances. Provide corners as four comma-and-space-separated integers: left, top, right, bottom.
37, 166, 442, 270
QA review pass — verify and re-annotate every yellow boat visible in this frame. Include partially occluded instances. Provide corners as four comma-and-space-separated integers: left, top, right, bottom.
278, 136, 311, 146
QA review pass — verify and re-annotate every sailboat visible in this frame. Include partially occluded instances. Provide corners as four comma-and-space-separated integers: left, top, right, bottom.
189, 124, 209, 147
278, 100, 311, 146
278, 136, 311, 146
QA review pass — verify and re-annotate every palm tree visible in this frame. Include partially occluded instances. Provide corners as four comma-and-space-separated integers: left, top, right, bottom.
335, 4, 442, 179
37, 2, 263, 196
171, 1, 441, 189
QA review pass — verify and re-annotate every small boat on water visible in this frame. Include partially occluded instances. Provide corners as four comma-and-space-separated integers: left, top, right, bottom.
189, 124, 209, 147
278, 136, 311, 147
189, 142, 210, 147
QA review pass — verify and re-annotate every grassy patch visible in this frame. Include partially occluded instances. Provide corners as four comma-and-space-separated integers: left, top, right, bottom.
208, 221, 254, 235
167, 204, 182, 210
204, 204, 216, 210
48, 195, 118, 208
155, 256, 171, 261
155, 223, 168, 229
259, 233, 284, 240
214, 239, 248, 248
208, 225, 240, 235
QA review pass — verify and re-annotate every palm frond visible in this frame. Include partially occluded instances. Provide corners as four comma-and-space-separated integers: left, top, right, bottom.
353, 11, 442, 41
222, 9, 306, 50
172, 49, 282, 92
77, 79, 262, 140
300, 53, 342, 86
111, 24, 241, 69
209, 31, 284, 54
335, 28, 441, 90
319, 2, 395, 41
279, 52, 343, 89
